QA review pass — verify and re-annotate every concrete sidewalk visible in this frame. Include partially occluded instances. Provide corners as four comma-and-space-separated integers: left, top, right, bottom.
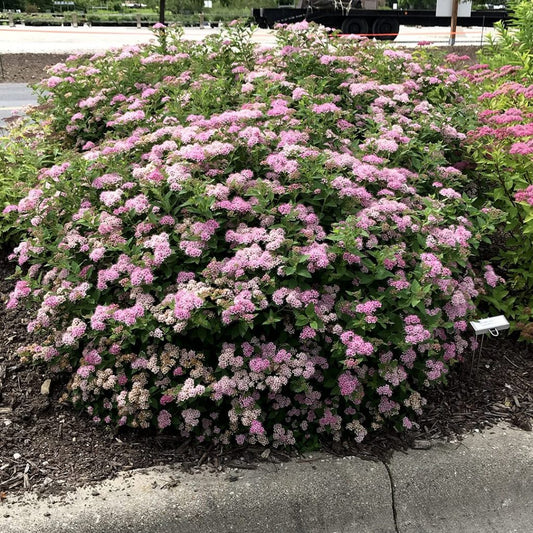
2, 423, 532, 533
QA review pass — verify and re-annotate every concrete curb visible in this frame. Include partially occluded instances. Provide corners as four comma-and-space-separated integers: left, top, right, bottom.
2, 424, 532, 533
391, 425, 533, 533
3, 454, 395, 533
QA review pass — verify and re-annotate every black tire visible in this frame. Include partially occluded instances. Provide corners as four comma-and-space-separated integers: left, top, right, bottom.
371, 18, 400, 41
341, 17, 369, 36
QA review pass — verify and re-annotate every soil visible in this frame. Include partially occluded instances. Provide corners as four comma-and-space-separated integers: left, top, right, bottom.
0, 54, 70, 84
0, 48, 531, 502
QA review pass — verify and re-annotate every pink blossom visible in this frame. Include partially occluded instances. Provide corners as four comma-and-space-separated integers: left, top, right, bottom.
312, 102, 341, 114
215, 196, 257, 213
158, 410, 172, 429
100, 190, 123, 207
426, 359, 447, 381
515, 185, 533, 206
77, 365, 94, 378
84, 349, 102, 365
221, 290, 256, 324
355, 300, 382, 315
439, 188, 461, 199
376, 139, 398, 153
483, 265, 503, 288
404, 323, 431, 344
300, 326, 317, 340
113, 304, 145, 326
113, 110, 145, 125
300, 242, 331, 272
144, 233, 172, 265
91, 304, 117, 330
338, 372, 359, 396
182, 408, 200, 427
377, 385, 393, 397
124, 194, 149, 213
130, 267, 154, 286
509, 141, 533, 155
378, 397, 399, 414
250, 420, 265, 435
340, 331, 374, 358
174, 289, 203, 320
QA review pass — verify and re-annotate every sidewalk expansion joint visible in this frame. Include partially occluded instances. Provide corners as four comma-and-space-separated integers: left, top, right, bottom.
382, 460, 400, 533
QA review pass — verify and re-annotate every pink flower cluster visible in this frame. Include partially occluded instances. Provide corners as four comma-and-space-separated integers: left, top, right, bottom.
515, 185, 533, 206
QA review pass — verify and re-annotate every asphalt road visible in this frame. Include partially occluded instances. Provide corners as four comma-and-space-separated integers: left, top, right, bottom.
0, 83, 37, 128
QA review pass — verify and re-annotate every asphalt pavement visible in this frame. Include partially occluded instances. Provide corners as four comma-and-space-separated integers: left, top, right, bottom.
0, 83, 37, 125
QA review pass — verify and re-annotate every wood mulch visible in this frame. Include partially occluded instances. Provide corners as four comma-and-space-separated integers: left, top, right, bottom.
0, 54, 70, 84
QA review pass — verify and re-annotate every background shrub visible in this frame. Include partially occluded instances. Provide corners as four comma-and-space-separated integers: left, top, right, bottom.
0, 121, 63, 245
463, 1, 533, 337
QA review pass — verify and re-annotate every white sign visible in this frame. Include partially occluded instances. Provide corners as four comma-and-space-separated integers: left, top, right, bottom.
436, 0, 472, 17
204, 0, 212, 7
470, 315, 510, 336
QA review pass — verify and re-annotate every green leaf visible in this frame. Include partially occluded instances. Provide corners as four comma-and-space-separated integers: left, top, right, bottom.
295, 315, 309, 327
297, 266, 312, 278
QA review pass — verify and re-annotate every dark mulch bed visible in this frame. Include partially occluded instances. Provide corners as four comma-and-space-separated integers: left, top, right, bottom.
1, 248, 531, 500
0, 54, 70, 84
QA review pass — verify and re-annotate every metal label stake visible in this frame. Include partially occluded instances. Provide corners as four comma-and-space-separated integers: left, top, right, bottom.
468, 315, 510, 377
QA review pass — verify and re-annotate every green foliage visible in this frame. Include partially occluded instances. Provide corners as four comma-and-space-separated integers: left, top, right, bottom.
397, 0, 436, 9
166, 0, 204, 14
465, 0, 533, 337
466, 87, 533, 333
480, 0, 533, 74
2, 0, 25, 9
0, 120, 63, 245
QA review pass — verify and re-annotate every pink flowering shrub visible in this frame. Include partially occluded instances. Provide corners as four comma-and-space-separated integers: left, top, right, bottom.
461, 5, 533, 337
3, 23, 501, 447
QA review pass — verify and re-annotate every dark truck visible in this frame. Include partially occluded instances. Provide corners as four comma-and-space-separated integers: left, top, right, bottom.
251, 0, 509, 40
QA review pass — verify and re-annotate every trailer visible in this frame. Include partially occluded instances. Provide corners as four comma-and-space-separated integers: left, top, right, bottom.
252, 1, 509, 40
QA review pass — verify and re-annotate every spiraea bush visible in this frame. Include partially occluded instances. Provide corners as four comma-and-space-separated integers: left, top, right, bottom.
3, 23, 503, 448
461, 0, 533, 337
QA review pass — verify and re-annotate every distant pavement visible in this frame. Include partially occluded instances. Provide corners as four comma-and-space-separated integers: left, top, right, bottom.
0, 25, 213, 54
0, 83, 36, 129
0, 23, 495, 55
